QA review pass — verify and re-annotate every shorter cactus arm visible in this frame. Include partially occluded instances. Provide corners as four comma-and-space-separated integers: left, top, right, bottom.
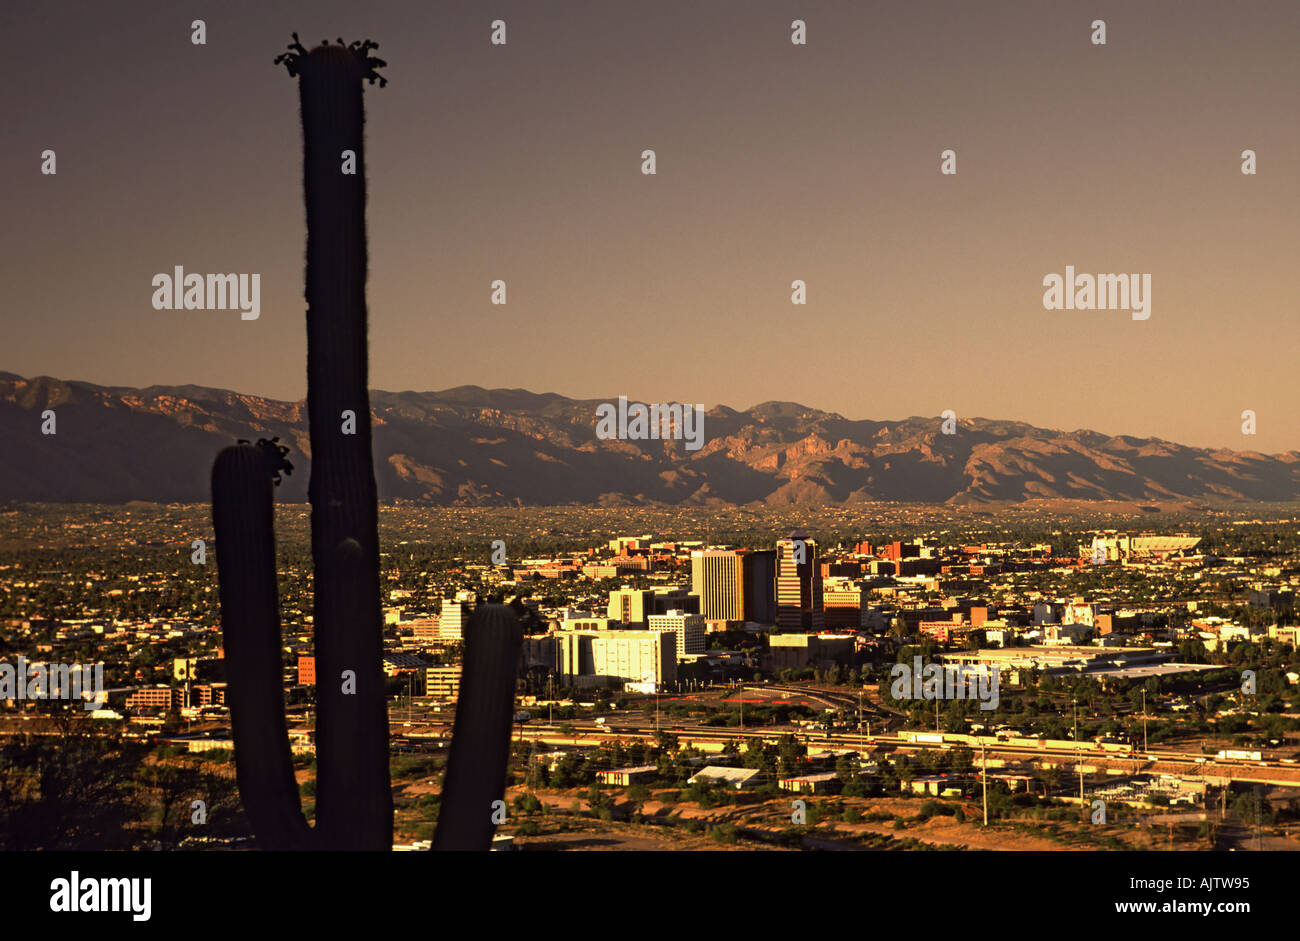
212, 444, 312, 850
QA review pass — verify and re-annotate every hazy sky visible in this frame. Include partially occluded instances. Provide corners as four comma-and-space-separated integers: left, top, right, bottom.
3, 1, 1297, 451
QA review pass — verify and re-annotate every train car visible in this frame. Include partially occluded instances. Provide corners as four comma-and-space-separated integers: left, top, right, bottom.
1216, 749, 1262, 762
909, 732, 945, 744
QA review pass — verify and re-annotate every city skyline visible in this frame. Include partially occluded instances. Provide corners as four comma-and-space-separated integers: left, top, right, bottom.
4, 498, 1299, 857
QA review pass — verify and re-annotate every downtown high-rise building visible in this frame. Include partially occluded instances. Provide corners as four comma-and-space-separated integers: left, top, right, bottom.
607, 586, 699, 625
438, 590, 477, 642
691, 548, 777, 624
822, 576, 868, 629
775, 533, 823, 631
691, 550, 743, 620
553, 629, 677, 690
648, 609, 707, 658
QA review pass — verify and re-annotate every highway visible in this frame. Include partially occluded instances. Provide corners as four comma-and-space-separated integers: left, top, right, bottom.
399, 704, 1300, 787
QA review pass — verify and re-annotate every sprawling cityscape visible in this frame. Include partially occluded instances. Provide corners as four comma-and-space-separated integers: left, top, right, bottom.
4, 0, 1295, 925
3, 501, 1297, 853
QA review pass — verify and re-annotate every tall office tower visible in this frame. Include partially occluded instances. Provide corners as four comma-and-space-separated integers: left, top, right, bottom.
775, 533, 823, 631
693, 549, 778, 624
692, 550, 744, 620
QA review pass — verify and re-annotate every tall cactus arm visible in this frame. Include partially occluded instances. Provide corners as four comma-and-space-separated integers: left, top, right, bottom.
293, 37, 392, 851
212, 443, 312, 850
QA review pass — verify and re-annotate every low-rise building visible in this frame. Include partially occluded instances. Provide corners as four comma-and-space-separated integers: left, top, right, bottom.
426, 666, 461, 701
596, 765, 658, 786
688, 766, 762, 790
767, 633, 855, 671
779, 772, 839, 794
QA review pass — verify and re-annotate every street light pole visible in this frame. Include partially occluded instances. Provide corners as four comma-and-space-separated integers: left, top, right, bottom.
1141, 688, 1148, 753
1075, 737, 1086, 815
981, 742, 988, 826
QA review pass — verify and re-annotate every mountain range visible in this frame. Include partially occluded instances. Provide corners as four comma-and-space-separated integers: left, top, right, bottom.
2, 371, 1297, 506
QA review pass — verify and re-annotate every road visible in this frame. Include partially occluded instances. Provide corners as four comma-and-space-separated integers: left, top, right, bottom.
424, 714, 1300, 787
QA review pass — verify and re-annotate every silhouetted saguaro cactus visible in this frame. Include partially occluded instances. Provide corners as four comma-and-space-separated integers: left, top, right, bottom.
210, 36, 521, 851
212, 440, 310, 851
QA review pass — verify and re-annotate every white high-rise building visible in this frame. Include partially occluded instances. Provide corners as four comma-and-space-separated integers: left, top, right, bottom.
648, 609, 706, 659
439, 591, 477, 642
554, 629, 676, 690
